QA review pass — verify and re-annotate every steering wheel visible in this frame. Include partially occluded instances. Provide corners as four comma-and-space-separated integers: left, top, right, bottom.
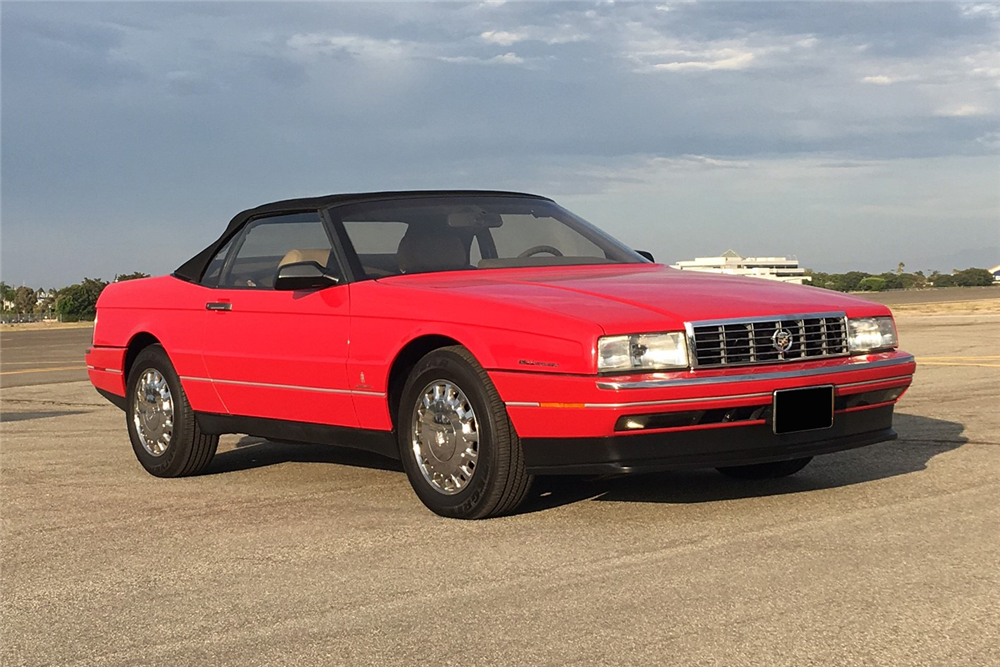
517, 245, 564, 258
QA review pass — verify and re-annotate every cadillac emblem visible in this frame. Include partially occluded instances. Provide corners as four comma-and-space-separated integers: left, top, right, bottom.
772, 328, 794, 353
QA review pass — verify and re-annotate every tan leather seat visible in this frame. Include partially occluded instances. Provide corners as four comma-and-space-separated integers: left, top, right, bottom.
396, 228, 467, 274
278, 248, 332, 269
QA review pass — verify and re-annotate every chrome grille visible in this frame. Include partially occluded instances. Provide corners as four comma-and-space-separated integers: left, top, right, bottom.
688, 313, 848, 368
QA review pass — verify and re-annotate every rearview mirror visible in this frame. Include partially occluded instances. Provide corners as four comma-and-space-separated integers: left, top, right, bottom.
636, 250, 655, 262
274, 261, 340, 291
447, 208, 503, 228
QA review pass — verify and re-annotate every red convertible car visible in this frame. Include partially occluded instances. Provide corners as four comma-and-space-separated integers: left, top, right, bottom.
87, 191, 915, 519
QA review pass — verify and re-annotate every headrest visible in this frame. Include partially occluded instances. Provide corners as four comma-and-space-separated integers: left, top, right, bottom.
278, 248, 331, 269
397, 227, 467, 274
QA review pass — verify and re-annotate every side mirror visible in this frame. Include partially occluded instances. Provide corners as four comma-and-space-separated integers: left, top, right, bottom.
636, 250, 655, 262
274, 261, 340, 291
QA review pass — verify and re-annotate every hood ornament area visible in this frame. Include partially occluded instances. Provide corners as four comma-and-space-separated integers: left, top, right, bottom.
772, 328, 794, 353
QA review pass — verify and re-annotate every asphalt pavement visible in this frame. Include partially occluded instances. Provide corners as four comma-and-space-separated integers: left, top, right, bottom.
0, 325, 92, 388
855, 284, 1000, 305
1, 310, 998, 666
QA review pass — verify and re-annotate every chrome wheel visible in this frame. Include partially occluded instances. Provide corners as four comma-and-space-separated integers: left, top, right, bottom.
411, 380, 480, 495
132, 368, 174, 457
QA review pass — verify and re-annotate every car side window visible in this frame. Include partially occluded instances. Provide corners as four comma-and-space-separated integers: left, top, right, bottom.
342, 220, 408, 277
219, 212, 338, 289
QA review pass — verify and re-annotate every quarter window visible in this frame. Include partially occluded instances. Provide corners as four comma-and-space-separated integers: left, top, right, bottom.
201, 237, 234, 287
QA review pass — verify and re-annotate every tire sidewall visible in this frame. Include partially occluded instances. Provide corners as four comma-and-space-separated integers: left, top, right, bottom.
397, 350, 501, 518
126, 346, 189, 477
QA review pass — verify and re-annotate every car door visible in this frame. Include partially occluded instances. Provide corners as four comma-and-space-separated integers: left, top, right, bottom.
198, 210, 358, 427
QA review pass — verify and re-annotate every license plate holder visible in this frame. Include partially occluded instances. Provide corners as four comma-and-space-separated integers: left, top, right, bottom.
772, 385, 834, 435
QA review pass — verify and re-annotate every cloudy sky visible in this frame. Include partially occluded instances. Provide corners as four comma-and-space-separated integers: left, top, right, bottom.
2, 1, 998, 287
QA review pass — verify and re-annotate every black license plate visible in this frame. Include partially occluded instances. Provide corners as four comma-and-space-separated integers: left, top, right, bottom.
773, 385, 834, 434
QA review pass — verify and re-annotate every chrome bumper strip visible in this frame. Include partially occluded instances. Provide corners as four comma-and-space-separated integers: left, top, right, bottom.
86, 365, 122, 374
596, 354, 915, 391
836, 375, 914, 390
505, 370, 914, 410
581, 391, 773, 410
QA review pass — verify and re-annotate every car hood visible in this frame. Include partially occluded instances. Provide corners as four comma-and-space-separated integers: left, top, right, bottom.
378, 265, 890, 334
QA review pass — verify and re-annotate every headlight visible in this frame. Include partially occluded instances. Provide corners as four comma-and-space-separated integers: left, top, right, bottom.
598, 332, 689, 373
847, 316, 898, 353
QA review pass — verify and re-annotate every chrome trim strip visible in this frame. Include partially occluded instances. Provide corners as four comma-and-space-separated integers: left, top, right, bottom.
506, 390, 774, 410
179, 376, 386, 397
583, 391, 772, 410
836, 375, 913, 390
86, 365, 122, 374
689, 311, 847, 328
684, 321, 697, 367
596, 354, 915, 391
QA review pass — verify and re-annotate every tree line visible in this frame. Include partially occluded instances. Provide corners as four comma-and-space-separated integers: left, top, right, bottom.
805, 266, 995, 292
0, 272, 149, 321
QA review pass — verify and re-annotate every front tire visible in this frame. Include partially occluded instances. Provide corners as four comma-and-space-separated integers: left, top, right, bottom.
716, 457, 813, 480
126, 345, 218, 477
397, 346, 532, 519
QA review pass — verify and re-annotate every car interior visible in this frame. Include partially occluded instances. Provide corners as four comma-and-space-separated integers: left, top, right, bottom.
207, 202, 626, 289
343, 206, 617, 280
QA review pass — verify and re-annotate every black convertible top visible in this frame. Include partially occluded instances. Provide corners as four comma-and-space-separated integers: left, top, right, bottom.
173, 189, 551, 283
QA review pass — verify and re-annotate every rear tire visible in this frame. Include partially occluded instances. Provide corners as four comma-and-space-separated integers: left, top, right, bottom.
126, 345, 218, 477
716, 457, 813, 480
397, 346, 532, 519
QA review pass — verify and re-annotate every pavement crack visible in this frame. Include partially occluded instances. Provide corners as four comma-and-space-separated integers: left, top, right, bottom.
0, 398, 103, 409
900, 438, 998, 447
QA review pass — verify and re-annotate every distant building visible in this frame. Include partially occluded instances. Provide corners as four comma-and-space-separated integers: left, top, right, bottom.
990, 264, 1000, 283
672, 249, 810, 285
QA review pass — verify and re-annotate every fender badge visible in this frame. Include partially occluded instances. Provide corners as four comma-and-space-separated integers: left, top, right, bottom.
355, 372, 373, 390
519, 360, 559, 368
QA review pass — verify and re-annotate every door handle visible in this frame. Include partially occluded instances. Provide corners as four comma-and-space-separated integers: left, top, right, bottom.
205, 302, 232, 311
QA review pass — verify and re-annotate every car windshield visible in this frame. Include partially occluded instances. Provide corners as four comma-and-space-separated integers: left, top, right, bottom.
330, 196, 645, 279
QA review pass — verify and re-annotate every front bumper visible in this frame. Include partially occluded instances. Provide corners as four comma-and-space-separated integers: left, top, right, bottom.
489, 350, 914, 474
522, 405, 896, 474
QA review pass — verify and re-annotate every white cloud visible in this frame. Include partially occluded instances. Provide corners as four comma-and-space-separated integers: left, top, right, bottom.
287, 31, 531, 69
561, 154, 754, 192
976, 131, 1000, 148
481, 26, 588, 46
964, 49, 1000, 81
490, 52, 524, 65
287, 33, 409, 60
852, 48, 999, 92
652, 49, 756, 72
623, 28, 818, 75
935, 104, 989, 117
961, 3, 1000, 19
481, 30, 524, 46
437, 52, 525, 66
